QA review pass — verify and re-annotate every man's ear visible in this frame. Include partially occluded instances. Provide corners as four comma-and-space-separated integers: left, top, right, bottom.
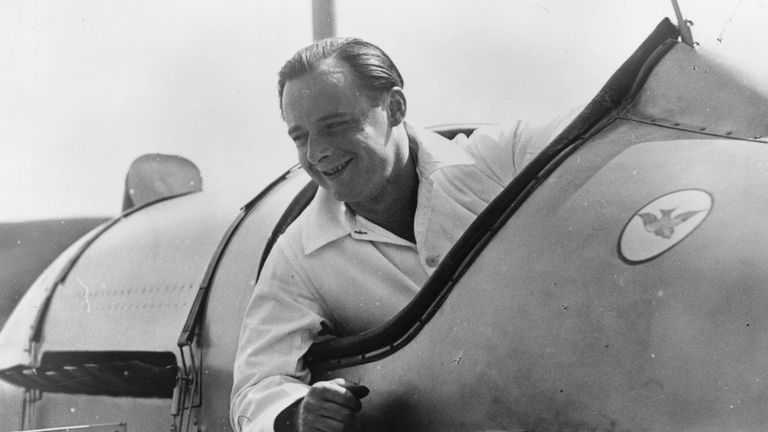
387, 87, 407, 127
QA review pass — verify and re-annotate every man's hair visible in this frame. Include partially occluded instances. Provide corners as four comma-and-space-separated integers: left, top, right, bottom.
277, 37, 404, 113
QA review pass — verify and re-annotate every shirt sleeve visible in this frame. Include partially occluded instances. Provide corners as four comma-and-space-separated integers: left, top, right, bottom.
230, 240, 328, 432
460, 107, 582, 185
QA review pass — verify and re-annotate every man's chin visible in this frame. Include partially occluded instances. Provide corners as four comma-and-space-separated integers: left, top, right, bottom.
329, 188, 364, 206
317, 183, 347, 202
329, 190, 352, 203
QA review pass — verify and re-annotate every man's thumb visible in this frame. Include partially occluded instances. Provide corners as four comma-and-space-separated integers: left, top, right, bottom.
340, 381, 370, 399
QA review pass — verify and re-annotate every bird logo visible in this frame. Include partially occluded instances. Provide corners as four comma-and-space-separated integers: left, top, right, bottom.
619, 189, 713, 263
636, 208, 706, 239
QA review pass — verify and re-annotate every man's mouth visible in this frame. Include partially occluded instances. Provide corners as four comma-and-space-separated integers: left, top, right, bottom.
320, 159, 352, 177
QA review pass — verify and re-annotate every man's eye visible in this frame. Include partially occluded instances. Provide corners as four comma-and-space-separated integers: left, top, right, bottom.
291, 135, 307, 147
326, 121, 349, 132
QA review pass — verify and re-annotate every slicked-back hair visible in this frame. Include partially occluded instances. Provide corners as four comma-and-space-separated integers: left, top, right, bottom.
278, 37, 404, 116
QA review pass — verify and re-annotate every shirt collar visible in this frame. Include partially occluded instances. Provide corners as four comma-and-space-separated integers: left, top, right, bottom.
301, 124, 475, 255
407, 123, 475, 179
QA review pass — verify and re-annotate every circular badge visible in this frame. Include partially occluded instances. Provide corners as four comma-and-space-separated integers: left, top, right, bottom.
619, 189, 713, 264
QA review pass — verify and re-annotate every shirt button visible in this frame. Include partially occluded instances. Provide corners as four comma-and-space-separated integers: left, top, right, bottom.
426, 254, 440, 268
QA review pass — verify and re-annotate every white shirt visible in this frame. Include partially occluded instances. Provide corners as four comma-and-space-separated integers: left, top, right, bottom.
231, 119, 569, 432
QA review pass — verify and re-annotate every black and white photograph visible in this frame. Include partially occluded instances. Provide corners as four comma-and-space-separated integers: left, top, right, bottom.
2, 1, 768, 431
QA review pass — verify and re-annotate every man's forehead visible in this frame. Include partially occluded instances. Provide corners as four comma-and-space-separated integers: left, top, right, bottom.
314, 57, 353, 86
287, 58, 355, 94
283, 59, 369, 123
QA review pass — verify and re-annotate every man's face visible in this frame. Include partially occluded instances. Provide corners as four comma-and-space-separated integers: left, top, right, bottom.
282, 58, 399, 205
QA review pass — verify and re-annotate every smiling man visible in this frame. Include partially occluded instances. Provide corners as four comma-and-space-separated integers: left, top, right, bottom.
231, 37, 572, 432
284, 53, 418, 243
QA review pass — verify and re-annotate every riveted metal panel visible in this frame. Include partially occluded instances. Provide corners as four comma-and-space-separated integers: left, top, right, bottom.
627, 44, 768, 141
0, 226, 105, 370
197, 168, 309, 432
40, 191, 235, 353
3, 190, 244, 432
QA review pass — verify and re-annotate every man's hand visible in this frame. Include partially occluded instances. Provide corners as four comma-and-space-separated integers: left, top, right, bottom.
297, 378, 370, 432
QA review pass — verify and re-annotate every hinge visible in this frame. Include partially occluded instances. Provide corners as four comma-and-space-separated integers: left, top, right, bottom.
171, 342, 202, 432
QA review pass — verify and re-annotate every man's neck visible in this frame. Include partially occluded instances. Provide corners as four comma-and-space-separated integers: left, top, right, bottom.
347, 140, 419, 243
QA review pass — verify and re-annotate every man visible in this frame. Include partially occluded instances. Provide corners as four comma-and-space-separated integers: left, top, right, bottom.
231, 37, 572, 432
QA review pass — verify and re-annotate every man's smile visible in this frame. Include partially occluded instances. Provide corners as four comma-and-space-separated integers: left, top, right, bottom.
320, 158, 352, 177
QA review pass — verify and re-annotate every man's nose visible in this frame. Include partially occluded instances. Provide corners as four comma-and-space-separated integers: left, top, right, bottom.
306, 135, 331, 165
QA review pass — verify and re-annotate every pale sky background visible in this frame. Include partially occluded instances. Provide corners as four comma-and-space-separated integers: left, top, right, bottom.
1, 0, 766, 222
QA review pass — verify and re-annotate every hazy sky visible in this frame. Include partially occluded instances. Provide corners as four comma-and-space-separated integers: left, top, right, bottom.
1, 0, 766, 221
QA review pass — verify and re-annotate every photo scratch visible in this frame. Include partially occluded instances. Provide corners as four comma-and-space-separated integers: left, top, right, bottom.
77, 277, 91, 312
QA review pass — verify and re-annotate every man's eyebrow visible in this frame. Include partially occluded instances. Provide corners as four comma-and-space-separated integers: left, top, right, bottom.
287, 125, 304, 137
316, 112, 350, 124
287, 113, 352, 137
